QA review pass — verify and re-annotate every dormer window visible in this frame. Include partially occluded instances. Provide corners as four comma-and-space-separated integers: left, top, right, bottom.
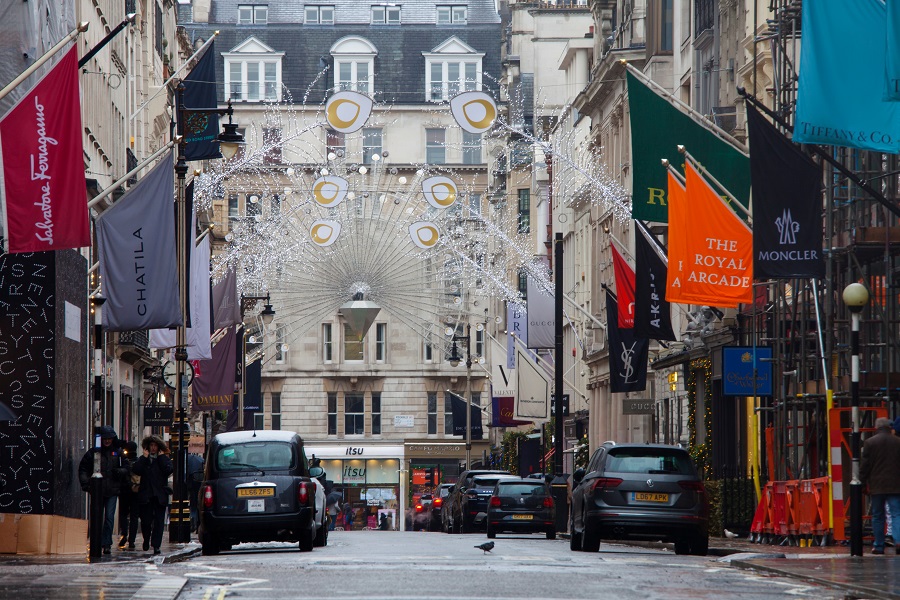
423, 37, 483, 102
437, 6, 467, 25
372, 5, 401, 24
306, 5, 335, 24
238, 5, 268, 24
224, 37, 285, 102
331, 36, 378, 95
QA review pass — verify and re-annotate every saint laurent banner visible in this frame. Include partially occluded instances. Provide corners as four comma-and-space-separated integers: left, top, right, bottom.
611, 244, 635, 328
746, 104, 825, 279
634, 224, 676, 341
526, 277, 555, 349
191, 325, 237, 411
606, 290, 649, 393
666, 164, 753, 308
626, 70, 750, 223
794, 0, 900, 152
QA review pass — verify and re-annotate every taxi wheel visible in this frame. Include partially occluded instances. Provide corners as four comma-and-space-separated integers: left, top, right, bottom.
299, 526, 314, 552
546, 529, 556, 540
314, 522, 328, 547
486, 524, 496, 539
581, 527, 600, 552
569, 528, 582, 551
200, 532, 220, 556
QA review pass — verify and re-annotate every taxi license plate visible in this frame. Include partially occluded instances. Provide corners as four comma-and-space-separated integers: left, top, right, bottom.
633, 492, 668, 503
237, 487, 275, 498
511, 514, 533, 520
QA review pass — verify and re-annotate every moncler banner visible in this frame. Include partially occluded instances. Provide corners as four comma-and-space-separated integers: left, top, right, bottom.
191, 325, 237, 411
634, 225, 676, 341
747, 104, 825, 279
611, 244, 635, 328
794, 0, 900, 152
96, 151, 182, 331
666, 164, 753, 308
626, 70, 750, 223
606, 290, 648, 393
450, 393, 483, 440
888, 0, 900, 101
0, 47, 90, 253
526, 277, 555, 349
182, 42, 221, 161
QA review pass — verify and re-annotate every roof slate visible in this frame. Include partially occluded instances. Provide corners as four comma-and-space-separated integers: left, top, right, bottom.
202, 0, 500, 25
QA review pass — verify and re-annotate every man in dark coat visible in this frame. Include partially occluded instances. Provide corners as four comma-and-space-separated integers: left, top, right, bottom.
117, 440, 141, 549
78, 426, 130, 554
132, 435, 174, 554
860, 417, 900, 554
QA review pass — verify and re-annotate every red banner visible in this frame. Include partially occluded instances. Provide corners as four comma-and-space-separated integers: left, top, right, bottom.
611, 243, 635, 328
1, 47, 89, 253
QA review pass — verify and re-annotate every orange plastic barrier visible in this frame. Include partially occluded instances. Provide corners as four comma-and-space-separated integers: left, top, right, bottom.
750, 476, 831, 545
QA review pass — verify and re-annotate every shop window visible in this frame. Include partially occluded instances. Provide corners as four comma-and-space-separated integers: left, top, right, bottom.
427, 392, 437, 434
327, 392, 337, 435
345, 393, 365, 435
372, 392, 381, 435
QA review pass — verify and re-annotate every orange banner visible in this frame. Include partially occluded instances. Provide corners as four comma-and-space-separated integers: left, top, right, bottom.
666, 163, 753, 308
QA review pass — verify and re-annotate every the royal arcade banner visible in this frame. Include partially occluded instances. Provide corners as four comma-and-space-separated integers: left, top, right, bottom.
747, 104, 825, 279
626, 71, 750, 223
794, 0, 900, 152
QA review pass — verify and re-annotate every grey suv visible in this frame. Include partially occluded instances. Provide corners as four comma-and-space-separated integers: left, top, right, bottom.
569, 443, 709, 555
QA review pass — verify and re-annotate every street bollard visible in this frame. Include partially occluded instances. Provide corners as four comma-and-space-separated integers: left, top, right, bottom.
551, 474, 569, 534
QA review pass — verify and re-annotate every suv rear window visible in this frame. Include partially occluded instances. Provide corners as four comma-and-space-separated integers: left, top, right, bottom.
217, 442, 295, 471
604, 448, 694, 475
497, 483, 546, 496
473, 476, 512, 487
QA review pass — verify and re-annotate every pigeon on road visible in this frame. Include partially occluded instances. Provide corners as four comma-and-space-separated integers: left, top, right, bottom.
475, 541, 494, 554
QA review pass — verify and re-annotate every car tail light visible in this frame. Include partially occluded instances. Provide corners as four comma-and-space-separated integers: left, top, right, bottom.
433, 497, 442, 507
590, 477, 623, 492
203, 485, 214, 509
489, 496, 501, 508
678, 480, 706, 493
415, 503, 424, 513
542, 497, 554, 509
298, 482, 310, 506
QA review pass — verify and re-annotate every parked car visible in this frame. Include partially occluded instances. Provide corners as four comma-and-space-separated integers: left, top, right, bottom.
486, 478, 556, 539
569, 442, 708, 555
444, 470, 517, 533
198, 431, 329, 555
431, 483, 454, 532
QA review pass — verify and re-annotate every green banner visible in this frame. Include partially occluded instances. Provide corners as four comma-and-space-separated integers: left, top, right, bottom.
627, 71, 751, 223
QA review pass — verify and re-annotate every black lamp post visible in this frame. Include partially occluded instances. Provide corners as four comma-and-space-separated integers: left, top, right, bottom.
89, 295, 105, 559
842, 282, 869, 557
170, 84, 245, 544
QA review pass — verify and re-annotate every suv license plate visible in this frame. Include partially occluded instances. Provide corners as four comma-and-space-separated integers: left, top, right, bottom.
633, 492, 668, 503
512, 514, 533, 520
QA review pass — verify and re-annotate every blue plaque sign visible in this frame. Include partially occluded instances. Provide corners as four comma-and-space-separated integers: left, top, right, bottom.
723, 346, 773, 396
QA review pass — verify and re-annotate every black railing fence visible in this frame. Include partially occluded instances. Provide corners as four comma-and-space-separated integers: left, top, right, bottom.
706, 466, 759, 537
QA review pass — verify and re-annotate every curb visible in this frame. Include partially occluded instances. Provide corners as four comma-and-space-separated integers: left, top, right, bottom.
161, 546, 202, 564
729, 559, 900, 600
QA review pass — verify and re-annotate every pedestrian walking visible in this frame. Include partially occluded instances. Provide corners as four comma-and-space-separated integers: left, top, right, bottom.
860, 417, 900, 555
132, 435, 174, 555
78, 426, 130, 554
117, 440, 141, 550
343, 502, 353, 531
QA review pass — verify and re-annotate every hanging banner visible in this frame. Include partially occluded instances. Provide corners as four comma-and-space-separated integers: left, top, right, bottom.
192, 326, 238, 411
611, 244, 635, 328
506, 303, 526, 370
794, 0, 900, 152
666, 164, 753, 308
606, 290, 649, 393
746, 104, 825, 279
514, 347, 549, 422
634, 225, 676, 341
182, 42, 221, 161
450, 393, 483, 439
626, 70, 750, 223
888, 0, 900, 101
525, 277, 554, 349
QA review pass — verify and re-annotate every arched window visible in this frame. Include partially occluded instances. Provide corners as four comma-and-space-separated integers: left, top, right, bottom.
330, 36, 378, 95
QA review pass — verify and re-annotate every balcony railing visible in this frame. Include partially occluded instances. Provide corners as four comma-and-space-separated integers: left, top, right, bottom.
118, 330, 149, 351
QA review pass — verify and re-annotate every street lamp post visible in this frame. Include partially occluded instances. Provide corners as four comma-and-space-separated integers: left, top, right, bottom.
89, 295, 105, 559
170, 83, 245, 544
449, 325, 472, 469
842, 282, 869, 557
239, 294, 275, 429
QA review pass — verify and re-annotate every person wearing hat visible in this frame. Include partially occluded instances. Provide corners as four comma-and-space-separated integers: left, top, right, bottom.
77, 425, 131, 554
860, 417, 900, 555
132, 435, 174, 554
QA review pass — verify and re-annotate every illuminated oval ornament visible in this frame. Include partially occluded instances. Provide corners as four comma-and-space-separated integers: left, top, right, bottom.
421, 176, 458, 209
450, 91, 497, 134
325, 91, 373, 134
310, 219, 342, 247
312, 176, 348, 208
409, 221, 440, 249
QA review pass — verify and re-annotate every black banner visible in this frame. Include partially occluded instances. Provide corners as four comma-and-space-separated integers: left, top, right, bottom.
634, 226, 676, 341
243, 359, 262, 412
182, 42, 222, 161
450, 393, 483, 440
747, 104, 825, 279
606, 290, 649, 393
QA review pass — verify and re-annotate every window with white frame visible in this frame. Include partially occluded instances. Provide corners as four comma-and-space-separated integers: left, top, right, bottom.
344, 323, 364, 362
462, 131, 481, 164
426, 128, 445, 164
424, 340, 433, 362
467, 193, 481, 218
238, 4, 268, 24
424, 38, 482, 102
345, 393, 365, 435
331, 37, 377, 95
326, 129, 345, 156
327, 392, 337, 434
372, 392, 381, 435
253, 412, 265, 430
275, 324, 287, 363
271, 392, 281, 430
437, 5, 466, 25
475, 328, 484, 359
427, 392, 437, 434
323, 323, 333, 362
362, 128, 382, 163
443, 391, 456, 435
372, 5, 400, 24
306, 5, 334, 24
224, 39, 283, 102
375, 323, 387, 362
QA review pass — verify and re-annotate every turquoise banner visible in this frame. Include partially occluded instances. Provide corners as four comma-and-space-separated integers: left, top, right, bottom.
888, 0, 900, 100
795, 0, 900, 152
